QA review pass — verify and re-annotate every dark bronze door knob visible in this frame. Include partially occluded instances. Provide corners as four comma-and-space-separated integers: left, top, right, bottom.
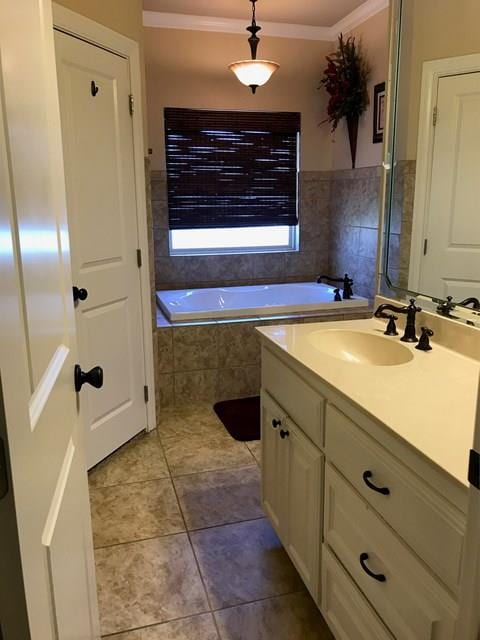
72, 286, 88, 303
74, 364, 103, 392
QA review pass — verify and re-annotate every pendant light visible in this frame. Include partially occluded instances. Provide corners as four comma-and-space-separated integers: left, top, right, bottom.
228, 0, 279, 94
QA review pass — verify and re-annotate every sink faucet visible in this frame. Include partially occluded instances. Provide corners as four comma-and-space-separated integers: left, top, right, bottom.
459, 297, 480, 310
317, 274, 354, 300
374, 298, 422, 343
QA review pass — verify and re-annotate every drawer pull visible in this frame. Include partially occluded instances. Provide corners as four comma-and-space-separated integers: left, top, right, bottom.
280, 429, 290, 439
359, 553, 386, 583
272, 419, 281, 429
363, 471, 390, 496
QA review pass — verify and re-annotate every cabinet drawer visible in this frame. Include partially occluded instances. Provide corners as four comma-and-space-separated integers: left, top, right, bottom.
262, 348, 324, 447
325, 404, 465, 594
324, 463, 457, 640
322, 545, 394, 640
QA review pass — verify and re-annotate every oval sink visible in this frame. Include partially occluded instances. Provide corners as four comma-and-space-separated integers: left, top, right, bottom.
307, 330, 414, 366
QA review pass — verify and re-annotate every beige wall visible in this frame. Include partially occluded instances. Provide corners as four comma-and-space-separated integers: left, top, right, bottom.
55, 0, 143, 42
400, 0, 480, 159
331, 8, 390, 170
144, 28, 333, 172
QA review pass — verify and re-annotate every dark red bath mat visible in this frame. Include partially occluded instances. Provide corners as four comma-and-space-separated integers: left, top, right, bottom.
213, 396, 260, 441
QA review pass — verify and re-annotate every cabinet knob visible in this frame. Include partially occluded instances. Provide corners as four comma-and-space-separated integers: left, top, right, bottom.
272, 419, 281, 429
362, 471, 390, 496
359, 553, 386, 583
280, 429, 290, 439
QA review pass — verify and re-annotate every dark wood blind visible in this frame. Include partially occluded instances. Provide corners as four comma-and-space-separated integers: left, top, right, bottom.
164, 108, 300, 230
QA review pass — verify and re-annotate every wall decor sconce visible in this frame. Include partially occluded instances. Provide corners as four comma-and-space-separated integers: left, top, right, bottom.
228, 0, 279, 94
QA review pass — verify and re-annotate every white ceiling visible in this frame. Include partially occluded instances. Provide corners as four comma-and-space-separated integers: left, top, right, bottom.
142, 0, 368, 28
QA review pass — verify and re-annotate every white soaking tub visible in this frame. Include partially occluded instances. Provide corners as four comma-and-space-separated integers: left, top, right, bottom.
156, 282, 369, 322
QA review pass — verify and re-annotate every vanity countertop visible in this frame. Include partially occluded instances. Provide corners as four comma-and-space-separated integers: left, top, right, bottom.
257, 318, 479, 488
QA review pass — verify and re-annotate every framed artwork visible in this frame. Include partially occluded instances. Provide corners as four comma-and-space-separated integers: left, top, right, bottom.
373, 82, 386, 144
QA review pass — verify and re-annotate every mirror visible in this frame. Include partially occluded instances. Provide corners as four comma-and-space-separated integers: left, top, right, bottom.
383, 0, 480, 319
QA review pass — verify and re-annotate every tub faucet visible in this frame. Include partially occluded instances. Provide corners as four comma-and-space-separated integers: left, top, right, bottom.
374, 298, 422, 343
317, 274, 354, 300
459, 297, 480, 310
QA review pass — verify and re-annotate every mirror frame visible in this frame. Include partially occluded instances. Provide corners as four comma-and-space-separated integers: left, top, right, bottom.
379, 0, 480, 327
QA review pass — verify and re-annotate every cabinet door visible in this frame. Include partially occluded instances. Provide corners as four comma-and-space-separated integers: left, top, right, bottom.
261, 391, 288, 541
285, 418, 323, 602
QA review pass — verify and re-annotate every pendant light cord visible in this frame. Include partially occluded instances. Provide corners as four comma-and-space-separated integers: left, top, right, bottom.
247, 0, 261, 60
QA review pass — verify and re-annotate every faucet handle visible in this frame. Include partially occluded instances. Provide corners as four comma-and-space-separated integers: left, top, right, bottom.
333, 288, 342, 302
384, 315, 398, 336
416, 327, 434, 352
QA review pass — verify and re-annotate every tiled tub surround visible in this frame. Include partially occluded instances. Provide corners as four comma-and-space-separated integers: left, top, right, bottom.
385, 159, 416, 292
152, 170, 331, 290
89, 406, 334, 639
328, 166, 383, 302
155, 308, 371, 409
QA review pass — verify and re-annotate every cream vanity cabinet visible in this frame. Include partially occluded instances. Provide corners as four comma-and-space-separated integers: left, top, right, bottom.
260, 345, 465, 640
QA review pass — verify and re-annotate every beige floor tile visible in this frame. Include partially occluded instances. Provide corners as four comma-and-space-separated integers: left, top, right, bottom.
89, 431, 169, 489
246, 440, 261, 466
95, 534, 209, 636
158, 405, 228, 442
107, 613, 219, 639
90, 479, 184, 548
190, 518, 303, 609
214, 592, 333, 640
163, 434, 255, 477
174, 466, 263, 530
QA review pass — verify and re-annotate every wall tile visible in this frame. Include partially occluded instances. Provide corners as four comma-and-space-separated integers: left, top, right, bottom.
217, 322, 261, 368
174, 370, 218, 405
216, 366, 261, 401
157, 328, 174, 373
173, 325, 218, 371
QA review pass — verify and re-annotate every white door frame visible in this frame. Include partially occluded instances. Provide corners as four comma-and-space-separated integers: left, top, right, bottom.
408, 53, 480, 293
52, 4, 156, 433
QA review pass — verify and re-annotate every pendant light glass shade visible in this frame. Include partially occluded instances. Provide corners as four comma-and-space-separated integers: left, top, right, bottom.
228, 60, 280, 91
229, 0, 279, 93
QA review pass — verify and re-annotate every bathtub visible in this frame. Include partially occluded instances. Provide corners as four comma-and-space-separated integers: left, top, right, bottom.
156, 282, 369, 322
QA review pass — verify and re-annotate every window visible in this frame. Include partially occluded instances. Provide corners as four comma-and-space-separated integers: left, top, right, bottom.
164, 108, 300, 255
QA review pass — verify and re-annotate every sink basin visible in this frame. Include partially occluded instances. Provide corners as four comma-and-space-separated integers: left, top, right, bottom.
307, 330, 414, 366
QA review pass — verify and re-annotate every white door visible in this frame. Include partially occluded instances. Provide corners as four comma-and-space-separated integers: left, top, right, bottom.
55, 31, 147, 468
0, 1, 99, 638
419, 72, 480, 301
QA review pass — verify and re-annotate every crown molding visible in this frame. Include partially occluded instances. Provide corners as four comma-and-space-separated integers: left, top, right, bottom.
143, 0, 390, 41
143, 11, 332, 41
332, 0, 389, 36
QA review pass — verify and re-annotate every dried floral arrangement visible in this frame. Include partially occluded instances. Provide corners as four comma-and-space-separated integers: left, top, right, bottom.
321, 33, 370, 132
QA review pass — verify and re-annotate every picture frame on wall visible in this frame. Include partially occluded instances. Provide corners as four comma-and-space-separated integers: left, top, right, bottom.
373, 82, 386, 144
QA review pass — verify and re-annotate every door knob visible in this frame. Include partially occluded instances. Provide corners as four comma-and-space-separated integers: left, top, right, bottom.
72, 286, 88, 303
74, 364, 103, 392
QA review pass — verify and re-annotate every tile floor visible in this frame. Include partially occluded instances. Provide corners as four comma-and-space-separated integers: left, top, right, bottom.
89, 405, 333, 639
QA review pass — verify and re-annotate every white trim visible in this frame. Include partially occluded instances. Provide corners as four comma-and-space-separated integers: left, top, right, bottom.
143, 11, 332, 40
408, 53, 480, 293
143, 0, 390, 41
332, 0, 389, 36
52, 3, 157, 432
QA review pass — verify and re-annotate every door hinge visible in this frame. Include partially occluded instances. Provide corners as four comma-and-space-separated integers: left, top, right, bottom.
129, 94, 134, 116
468, 449, 480, 490
433, 106, 438, 127
144, 385, 149, 403
423, 238, 428, 255
136, 248, 142, 268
